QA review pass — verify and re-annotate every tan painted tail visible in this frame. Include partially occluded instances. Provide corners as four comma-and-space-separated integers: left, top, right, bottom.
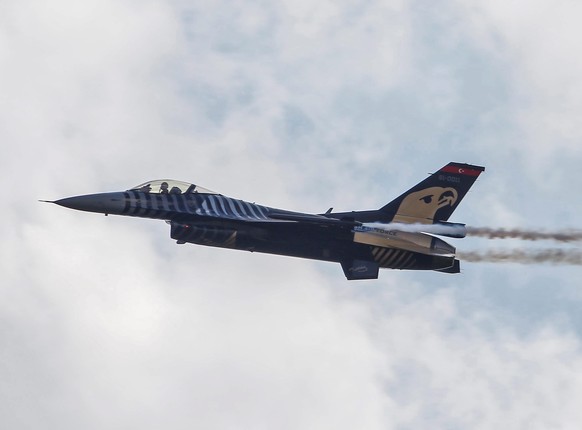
380, 162, 485, 224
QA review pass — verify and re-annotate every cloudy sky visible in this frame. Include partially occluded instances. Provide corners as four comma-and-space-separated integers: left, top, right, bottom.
3, 0, 582, 428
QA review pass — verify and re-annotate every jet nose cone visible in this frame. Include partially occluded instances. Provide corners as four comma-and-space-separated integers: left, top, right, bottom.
54, 192, 126, 215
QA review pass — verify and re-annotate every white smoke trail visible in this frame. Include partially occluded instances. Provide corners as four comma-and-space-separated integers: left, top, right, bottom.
466, 227, 582, 243
362, 224, 582, 243
458, 249, 582, 265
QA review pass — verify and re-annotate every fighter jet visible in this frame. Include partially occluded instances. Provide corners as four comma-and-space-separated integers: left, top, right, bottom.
47, 162, 484, 280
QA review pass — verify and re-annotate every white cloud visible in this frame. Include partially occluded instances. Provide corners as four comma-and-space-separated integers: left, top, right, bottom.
4, 214, 392, 429
367, 287, 582, 429
458, 0, 582, 164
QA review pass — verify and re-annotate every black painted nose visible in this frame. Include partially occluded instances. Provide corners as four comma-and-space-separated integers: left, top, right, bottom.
53, 192, 126, 215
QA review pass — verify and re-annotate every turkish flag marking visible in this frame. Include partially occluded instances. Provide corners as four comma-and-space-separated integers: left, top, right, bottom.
441, 165, 482, 177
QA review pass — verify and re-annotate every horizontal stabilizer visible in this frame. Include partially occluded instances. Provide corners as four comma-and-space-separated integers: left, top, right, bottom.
435, 259, 461, 274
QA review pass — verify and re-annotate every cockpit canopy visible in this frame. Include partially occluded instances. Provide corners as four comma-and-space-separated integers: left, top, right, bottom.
128, 179, 218, 195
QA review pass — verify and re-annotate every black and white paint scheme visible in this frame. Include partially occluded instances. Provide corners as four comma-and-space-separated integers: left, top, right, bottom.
48, 162, 484, 280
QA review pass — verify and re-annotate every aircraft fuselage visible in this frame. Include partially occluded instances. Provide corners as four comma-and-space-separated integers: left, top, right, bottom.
49, 163, 485, 279
54, 189, 458, 279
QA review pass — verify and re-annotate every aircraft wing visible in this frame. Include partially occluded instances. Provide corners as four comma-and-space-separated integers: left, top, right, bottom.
267, 212, 360, 226
172, 208, 359, 228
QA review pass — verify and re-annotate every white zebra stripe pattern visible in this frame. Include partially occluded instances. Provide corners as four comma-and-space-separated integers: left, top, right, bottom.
372, 247, 416, 269
125, 191, 270, 221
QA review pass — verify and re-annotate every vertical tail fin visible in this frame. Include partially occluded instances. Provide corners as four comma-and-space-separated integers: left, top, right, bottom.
380, 162, 485, 224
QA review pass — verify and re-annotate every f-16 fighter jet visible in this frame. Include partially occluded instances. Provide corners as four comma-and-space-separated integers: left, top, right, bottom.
48, 162, 484, 280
